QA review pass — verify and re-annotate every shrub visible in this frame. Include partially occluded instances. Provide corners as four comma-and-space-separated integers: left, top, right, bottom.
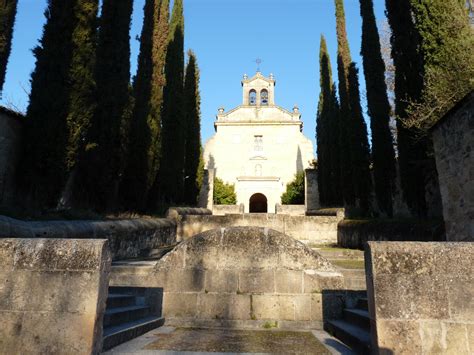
213, 177, 236, 205
281, 171, 305, 204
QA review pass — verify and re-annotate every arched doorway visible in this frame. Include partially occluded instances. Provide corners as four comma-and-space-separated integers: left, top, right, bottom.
249, 193, 267, 213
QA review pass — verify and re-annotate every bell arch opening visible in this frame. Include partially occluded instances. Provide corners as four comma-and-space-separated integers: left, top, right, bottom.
249, 193, 268, 213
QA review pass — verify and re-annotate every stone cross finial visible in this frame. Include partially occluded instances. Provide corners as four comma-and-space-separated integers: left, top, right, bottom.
255, 58, 262, 72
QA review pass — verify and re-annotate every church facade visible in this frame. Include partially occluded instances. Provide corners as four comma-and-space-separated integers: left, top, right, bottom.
203, 72, 315, 213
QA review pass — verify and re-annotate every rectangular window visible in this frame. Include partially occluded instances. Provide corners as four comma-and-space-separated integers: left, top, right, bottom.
254, 135, 263, 152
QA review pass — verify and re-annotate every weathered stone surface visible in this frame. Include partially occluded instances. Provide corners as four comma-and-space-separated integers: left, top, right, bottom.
0, 215, 176, 260
0, 239, 111, 355
239, 269, 274, 293
338, 219, 445, 249
376, 320, 422, 355
111, 227, 343, 329
178, 213, 341, 244
204, 270, 239, 293
275, 270, 303, 294
432, 91, 474, 241
366, 242, 473, 354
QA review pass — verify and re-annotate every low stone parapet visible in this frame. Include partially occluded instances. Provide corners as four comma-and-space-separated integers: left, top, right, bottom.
0, 215, 176, 260
338, 219, 445, 249
365, 242, 473, 354
178, 213, 340, 244
275, 204, 306, 216
0, 238, 111, 354
212, 204, 244, 216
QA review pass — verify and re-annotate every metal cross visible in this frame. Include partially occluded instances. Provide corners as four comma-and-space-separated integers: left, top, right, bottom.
255, 58, 263, 72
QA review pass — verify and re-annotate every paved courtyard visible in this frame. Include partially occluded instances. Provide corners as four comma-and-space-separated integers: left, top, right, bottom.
103, 327, 353, 355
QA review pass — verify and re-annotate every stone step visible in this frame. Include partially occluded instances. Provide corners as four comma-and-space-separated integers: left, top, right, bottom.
325, 319, 371, 354
102, 316, 165, 351
343, 308, 370, 330
106, 294, 136, 309
337, 268, 366, 278
356, 297, 369, 311
103, 305, 151, 327
312, 249, 364, 260
344, 277, 367, 291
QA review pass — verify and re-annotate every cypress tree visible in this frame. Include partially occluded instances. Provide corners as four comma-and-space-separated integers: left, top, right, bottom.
20, 1, 77, 208
159, 0, 185, 205
0, 0, 17, 95
121, 0, 169, 211
359, 0, 396, 216
183, 50, 201, 206
335, 0, 372, 213
75, 0, 133, 211
385, 0, 429, 216
316, 35, 341, 207
347, 63, 372, 214
335, 0, 355, 206
407, 0, 474, 129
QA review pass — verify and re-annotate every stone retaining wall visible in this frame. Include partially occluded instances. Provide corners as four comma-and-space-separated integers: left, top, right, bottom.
0, 238, 111, 354
338, 219, 445, 249
0, 215, 176, 260
275, 204, 306, 216
212, 204, 244, 216
178, 213, 342, 244
365, 242, 473, 354
110, 227, 344, 329
432, 91, 474, 241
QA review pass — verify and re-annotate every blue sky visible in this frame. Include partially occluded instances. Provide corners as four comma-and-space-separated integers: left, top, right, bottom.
1, 0, 388, 149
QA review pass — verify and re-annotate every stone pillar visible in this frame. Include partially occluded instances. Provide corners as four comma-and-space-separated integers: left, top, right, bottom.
198, 168, 214, 211
365, 242, 473, 354
0, 239, 112, 354
305, 168, 319, 212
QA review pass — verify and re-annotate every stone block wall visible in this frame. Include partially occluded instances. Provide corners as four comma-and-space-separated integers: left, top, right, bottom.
365, 242, 473, 354
0, 108, 23, 209
110, 227, 344, 329
212, 203, 244, 215
338, 219, 445, 249
275, 204, 306, 216
0, 238, 111, 354
0, 215, 177, 260
177, 213, 341, 244
432, 91, 474, 241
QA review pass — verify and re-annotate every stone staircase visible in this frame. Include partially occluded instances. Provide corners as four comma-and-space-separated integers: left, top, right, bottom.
310, 244, 371, 353
102, 287, 165, 351
325, 296, 371, 354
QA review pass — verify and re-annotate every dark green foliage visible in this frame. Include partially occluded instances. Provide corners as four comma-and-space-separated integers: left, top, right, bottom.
183, 50, 201, 206
281, 172, 305, 205
65, 0, 98, 173
347, 63, 372, 214
407, 0, 474, 129
0, 0, 17, 94
385, 0, 429, 217
316, 35, 342, 207
159, 0, 185, 205
74, 0, 133, 211
359, 0, 396, 217
335, 0, 372, 214
335, 0, 355, 206
213, 177, 236, 205
20, 0, 98, 209
121, 0, 169, 212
